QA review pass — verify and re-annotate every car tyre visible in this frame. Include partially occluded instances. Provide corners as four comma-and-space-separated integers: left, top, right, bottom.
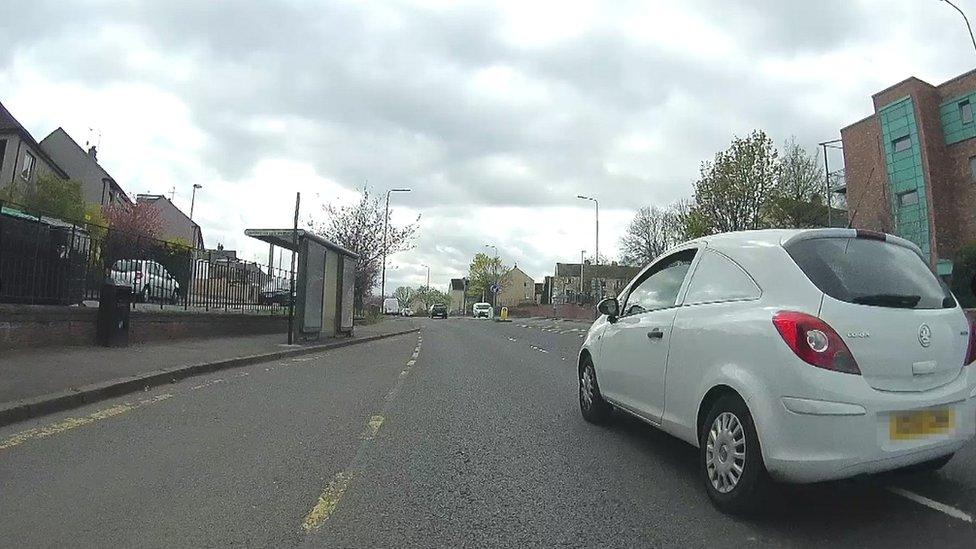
700, 393, 772, 515
579, 356, 611, 424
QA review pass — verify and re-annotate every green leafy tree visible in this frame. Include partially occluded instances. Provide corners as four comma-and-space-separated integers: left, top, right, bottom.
465, 252, 508, 302
2, 173, 86, 222
393, 286, 415, 309
414, 286, 450, 312
692, 130, 780, 234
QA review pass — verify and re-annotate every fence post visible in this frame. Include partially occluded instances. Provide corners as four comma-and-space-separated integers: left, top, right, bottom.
28, 208, 42, 305
206, 250, 212, 312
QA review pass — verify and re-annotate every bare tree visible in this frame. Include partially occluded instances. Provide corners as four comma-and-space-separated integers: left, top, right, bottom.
619, 206, 673, 267
769, 138, 828, 228
307, 185, 419, 310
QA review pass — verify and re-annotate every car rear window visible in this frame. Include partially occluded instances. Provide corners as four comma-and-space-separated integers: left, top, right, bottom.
785, 237, 954, 309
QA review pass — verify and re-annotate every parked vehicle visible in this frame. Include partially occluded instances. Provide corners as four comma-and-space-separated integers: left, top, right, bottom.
473, 302, 493, 319
258, 279, 294, 305
578, 229, 976, 514
110, 259, 180, 304
430, 303, 448, 319
383, 297, 400, 315
400, 307, 413, 317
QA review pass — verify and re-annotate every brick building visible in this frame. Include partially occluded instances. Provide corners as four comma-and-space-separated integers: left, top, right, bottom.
840, 69, 976, 277
550, 261, 640, 305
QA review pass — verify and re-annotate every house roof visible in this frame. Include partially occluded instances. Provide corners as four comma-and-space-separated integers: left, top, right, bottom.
40, 127, 131, 204
137, 194, 203, 247
0, 101, 69, 179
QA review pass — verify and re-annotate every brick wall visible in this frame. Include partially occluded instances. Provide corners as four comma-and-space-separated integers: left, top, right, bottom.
0, 304, 287, 351
841, 116, 891, 233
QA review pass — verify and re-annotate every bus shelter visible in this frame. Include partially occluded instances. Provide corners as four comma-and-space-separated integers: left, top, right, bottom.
245, 229, 357, 341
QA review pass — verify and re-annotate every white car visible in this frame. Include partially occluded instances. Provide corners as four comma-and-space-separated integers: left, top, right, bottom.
110, 259, 180, 304
578, 229, 976, 514
473, 302, 493, 319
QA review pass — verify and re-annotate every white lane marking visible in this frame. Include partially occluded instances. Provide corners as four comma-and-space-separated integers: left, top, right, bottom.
406, 360, 416, 366
887, 487, 974, 523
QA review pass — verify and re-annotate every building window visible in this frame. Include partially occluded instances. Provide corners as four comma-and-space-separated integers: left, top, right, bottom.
21, 151, 35, 180
961, 100, 974, 124
892, 135, 912, 153
897, 189, 919, 207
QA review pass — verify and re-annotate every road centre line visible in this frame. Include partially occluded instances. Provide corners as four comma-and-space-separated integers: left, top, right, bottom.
303, 332, 423, 533
0, 394, 174, 452
887, 487, 974, 524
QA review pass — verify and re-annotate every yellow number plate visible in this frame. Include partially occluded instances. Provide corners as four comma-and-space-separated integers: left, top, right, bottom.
889, 409, 955, 440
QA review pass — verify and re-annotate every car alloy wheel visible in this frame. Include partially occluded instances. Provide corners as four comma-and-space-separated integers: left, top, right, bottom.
580, 365, 595, 411
705, 412, 746, 494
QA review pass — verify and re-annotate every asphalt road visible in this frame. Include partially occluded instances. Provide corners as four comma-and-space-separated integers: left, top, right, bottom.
1, 316, 975, 547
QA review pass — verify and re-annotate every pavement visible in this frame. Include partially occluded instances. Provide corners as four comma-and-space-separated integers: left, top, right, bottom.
0, 316, 975, 547
0, 317, 419, 423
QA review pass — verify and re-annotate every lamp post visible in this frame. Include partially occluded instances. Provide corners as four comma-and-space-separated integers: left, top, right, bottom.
941, 0, 976, 55
577, 195, 599, 265
580, 249, 586, 304
380, 188, 411, 300
190, 184, 202, 220
422, 264, 430, 291
484, 244, 498, 308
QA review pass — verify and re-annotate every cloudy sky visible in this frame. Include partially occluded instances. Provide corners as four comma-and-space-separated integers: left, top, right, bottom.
2, 0, 973, 291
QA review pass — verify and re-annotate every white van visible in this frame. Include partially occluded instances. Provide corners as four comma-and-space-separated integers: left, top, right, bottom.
383, 297, 400, 315
472, 302, 493, 319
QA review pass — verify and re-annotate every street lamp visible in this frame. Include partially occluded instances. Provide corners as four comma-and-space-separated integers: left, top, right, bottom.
422, 264, 430, 291
484, 244, 498, 308
580, 249, 586, 303
577, 195, 599, 265
941, 0, 976, 55
380, 188, 411, 300
190, 184, 202, 220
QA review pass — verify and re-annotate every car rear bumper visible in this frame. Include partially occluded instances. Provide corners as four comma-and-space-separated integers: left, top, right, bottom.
759, 376, 976, 483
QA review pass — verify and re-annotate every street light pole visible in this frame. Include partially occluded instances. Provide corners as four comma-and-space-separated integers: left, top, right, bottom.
423, 264, 430, 291
580, 249, 585, 304
577, 195, 599, 265
484, 244, 498, 309
380, 188, 411, 300
941, 0, 976, 55
190, 184, 202, 220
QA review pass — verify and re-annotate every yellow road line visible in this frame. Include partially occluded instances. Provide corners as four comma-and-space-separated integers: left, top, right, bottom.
0, 393, 174, 451
302, 470, 356, 531
362, 415, 385, 441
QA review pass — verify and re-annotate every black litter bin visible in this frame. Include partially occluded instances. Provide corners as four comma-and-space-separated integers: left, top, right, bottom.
97, 280, 132, 347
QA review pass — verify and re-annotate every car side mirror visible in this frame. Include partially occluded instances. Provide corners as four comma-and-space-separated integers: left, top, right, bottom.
597, 298, 619, 322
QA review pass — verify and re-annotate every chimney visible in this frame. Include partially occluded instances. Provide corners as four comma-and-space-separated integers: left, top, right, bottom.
87, 145, 98, 160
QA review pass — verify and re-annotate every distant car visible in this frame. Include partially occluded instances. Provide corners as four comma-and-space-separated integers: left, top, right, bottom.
258, 280, 294, 306
383, 297, 400, 315
110, 259, 180, 304
473, 302, 493, 319
430, 303, 448, 319
400, 307, 413, 317
579, 228, 976, 514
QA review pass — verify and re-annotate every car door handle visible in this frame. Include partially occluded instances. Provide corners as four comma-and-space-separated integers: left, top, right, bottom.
647, 329, 664, 339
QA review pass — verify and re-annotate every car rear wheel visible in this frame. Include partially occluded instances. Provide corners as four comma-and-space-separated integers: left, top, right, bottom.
700, 393, 772, 515
579, 356, 611, 424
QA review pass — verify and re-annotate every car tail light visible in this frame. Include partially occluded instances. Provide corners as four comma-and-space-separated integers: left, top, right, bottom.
772, 311, 861, 375
965, 314, 976, 366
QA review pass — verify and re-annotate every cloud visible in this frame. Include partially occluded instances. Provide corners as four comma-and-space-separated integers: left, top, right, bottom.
2, 0, 974, 291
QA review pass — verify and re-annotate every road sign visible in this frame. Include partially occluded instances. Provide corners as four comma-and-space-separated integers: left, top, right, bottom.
490, 284, 499, 294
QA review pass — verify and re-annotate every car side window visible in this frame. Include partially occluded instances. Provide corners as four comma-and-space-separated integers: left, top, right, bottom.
683, 250, 760, 305
621, 249, 697, 316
